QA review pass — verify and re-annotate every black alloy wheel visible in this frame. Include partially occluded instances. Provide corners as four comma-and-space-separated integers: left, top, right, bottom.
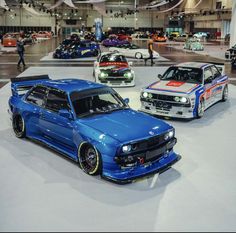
79, 143, 102, 176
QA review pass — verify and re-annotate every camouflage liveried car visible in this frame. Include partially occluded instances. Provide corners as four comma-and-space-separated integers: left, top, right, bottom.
184, 38, 204, 51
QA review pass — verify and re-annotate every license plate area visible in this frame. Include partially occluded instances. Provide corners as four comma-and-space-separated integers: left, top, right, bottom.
155, 101, 172, 110
145, 146, 166, 161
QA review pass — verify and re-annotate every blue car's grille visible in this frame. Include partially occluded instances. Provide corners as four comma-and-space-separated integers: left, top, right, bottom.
115, 137, 177, 167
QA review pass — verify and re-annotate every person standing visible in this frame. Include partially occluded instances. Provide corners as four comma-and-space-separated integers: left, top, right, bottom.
145, 39, 155, 66
17, 37, 26, 68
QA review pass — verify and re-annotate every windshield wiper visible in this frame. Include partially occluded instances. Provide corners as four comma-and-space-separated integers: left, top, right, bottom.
80, 110, 108, 118
80, 106, 129, 118
105, 106, 130, 113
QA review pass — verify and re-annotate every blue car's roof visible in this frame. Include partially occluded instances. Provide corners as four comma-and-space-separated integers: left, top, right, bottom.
41, 79, 106, 93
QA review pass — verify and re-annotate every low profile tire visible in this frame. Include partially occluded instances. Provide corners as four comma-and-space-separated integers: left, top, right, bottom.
93, 49, 99, 56
135, 52, 143, 59
197, 99, 205, 118
78, 143, 102, 176
71, 52, 78, 59
13, 114, 26, 138
222, 85, 229, 102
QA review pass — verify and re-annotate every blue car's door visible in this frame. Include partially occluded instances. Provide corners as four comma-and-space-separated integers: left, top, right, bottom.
24, 86, 48, 136
39, 89, 75, 152
79, 42, 93, 57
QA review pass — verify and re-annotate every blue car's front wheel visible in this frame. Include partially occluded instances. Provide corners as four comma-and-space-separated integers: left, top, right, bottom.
78, 143, 102, 176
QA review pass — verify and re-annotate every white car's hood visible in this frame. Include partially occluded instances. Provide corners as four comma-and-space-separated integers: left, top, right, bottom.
148, 80, 200, 94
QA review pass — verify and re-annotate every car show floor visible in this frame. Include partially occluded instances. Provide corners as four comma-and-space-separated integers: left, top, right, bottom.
166, 43, 228, 60
0, 66, 236, 231
0, 37, 236, 86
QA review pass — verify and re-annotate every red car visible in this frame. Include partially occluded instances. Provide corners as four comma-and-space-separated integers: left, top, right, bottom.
2, 33, 19, 47
35, 31, 52, 39
152, 34, 167, 42
117, 34, 132, 42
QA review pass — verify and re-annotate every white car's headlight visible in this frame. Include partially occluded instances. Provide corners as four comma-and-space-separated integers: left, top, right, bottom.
99, 72, 108, 79
174, 96, 180, 102
122, 145, 132, 153
142, 92, 149, 98
124, 72, 133, 79
180, 97, 188, 103
174, 96, 188, 103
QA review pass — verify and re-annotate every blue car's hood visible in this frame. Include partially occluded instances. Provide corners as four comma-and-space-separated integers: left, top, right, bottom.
78, 109, 172, 143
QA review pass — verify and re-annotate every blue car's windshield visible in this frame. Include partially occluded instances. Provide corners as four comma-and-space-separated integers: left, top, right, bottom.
71, 88, 128, 118
161, 66, 203, 84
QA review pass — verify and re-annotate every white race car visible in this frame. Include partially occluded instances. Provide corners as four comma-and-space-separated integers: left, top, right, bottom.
109, 44, 160, 59
93, 52, 135, 87
140, 62, 228, 119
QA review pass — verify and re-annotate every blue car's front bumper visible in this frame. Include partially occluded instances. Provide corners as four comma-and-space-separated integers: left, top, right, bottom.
102, 150, 181, 184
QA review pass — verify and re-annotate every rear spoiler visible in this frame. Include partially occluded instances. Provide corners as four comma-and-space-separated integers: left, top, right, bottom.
196, 61, 225, 75
11, 75, 50, 97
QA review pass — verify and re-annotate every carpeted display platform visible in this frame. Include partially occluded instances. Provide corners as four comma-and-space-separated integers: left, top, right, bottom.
0, 66, 236, 231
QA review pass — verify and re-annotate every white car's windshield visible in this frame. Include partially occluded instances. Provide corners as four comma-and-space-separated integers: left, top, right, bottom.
161, 67, 203, 84
130, 44, 139, 49
100, 54, 127, 63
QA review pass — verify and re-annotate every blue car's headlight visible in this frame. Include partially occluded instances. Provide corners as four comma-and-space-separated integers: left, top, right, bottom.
122, 145, 132, 153
164, 129, 175, 141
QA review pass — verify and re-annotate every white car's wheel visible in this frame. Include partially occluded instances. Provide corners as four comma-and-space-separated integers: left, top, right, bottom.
135, 52, 143, 59
222, 85, 228, 102
197, 100, 205, 118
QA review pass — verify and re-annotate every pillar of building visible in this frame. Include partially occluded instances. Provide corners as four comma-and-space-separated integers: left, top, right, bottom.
230, 0, 236, 47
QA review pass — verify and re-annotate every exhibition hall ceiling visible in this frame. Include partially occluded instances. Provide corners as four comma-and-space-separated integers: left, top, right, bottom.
2, 0, 217, 10
0, 0, 232, 18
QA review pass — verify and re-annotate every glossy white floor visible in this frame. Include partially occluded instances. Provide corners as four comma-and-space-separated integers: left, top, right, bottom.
1, 66, 236, 231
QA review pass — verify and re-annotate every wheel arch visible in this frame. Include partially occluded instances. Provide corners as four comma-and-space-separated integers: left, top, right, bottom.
77, 140, 103, 175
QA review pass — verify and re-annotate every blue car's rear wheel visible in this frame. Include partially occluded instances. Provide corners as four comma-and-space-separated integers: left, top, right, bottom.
78, 143, 102, 176
13, 114, 26, 138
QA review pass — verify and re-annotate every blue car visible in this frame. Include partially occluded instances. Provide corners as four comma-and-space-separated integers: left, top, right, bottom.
53, 40, 100, 59
9, 76, 181, 184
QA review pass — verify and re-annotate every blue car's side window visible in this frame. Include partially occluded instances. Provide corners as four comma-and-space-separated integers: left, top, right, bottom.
26, 86, 47, 107
45, 89, 71, 113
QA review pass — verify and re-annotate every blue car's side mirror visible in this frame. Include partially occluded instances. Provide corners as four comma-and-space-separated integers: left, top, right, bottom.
124, 98, 130, 104
58, 109, 73, 120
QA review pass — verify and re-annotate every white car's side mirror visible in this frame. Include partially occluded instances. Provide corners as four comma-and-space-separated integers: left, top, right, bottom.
157, 74, 162, 79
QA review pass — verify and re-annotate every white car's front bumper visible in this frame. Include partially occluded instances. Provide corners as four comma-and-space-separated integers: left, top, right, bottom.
140, 101, 195, 119
96, 78, 135, 88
